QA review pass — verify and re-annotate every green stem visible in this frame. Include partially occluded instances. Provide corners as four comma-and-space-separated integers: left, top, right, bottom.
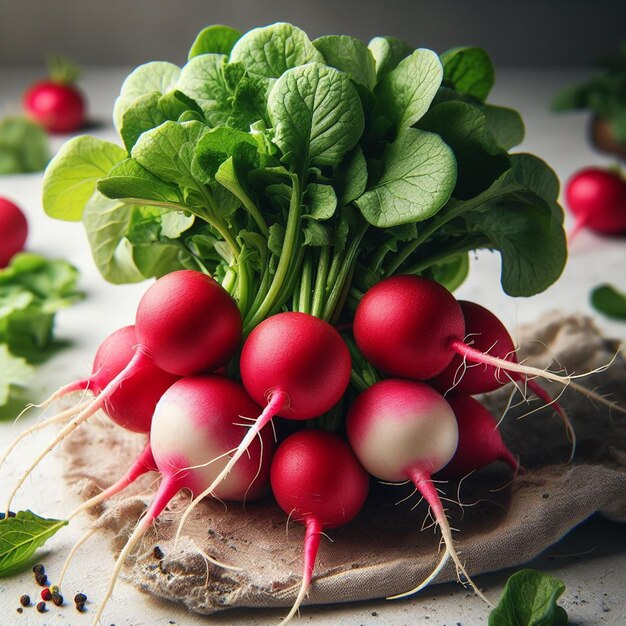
311, 247, 330, 318
244, 176, 301, 332
299, 254, 313, 314
322, 222, 368, 321
221, 268, 237, 294
237, 243, 250, 316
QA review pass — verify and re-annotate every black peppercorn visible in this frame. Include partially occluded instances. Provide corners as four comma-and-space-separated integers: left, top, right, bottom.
74, 592, 87, 604
36, 601, 47, 613
32, 563, 45, 575
52, 593, 64, 606
19, 594, 30, 607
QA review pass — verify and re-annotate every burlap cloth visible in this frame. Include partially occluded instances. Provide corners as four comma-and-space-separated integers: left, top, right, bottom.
63, 312, 626, 614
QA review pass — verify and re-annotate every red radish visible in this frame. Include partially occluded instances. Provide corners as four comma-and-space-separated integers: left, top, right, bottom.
354, 275, 571, 386
0, 325, 167, 471
173, 312, 351, 539
565, 167, 626, 240
90, 375, 275, 625
436, 395, 518, 479
270, 430, 369, 625
347, 379, 488, 602
6, 271, 241, 512
0, 197, 28, 267
23, 57, 86, 133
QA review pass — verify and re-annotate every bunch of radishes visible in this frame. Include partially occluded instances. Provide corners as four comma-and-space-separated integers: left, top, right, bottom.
5, 267, 619, 625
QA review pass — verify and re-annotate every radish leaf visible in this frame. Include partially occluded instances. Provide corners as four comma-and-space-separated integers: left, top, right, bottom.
0, 511, 67, 577
188, 25, 241, 60
591, 284, 626, 320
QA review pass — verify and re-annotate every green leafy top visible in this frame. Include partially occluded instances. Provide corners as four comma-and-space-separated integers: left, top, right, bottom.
489, 569, 569, 626
42, 22, 565, 337
552, 41, 626, 141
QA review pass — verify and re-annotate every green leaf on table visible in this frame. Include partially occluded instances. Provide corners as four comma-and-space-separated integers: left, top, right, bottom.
489, 569, 568, 626
440, 46, 495, 102
0, 117, 49, 175
355, 127, 456, 227
368, 36, 413, 82
113, 61, 181, 131
0, 254, 83, 360
0, 345, 34, 407
230, 22, 323, 79
188, 25, 242, 59
376, 49, 443, 130
0, 510, 68, 577
313, 35, 377, 90
591, 284, 626, 320
175, 54, 232, 127
268, 63, 364, 170
483, 104, 526, 150
42, 136, 126, 221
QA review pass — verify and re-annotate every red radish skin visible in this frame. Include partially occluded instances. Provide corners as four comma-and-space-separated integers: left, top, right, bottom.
565, 167, 626, 240
23, 81, 85, 133
0, 198, 28, 267
173, 312, 352, 538
270, 430, 369, 625
347, 379, 488, 602
354, 276, 571, 387
436, 395, 518, 480
6, 271, 241, 513
91, 375, 275, 626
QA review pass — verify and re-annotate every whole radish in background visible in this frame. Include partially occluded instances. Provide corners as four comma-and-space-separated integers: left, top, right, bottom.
23, 56, 86, 134
0, 197, 28, 267
566, 167, 626, 240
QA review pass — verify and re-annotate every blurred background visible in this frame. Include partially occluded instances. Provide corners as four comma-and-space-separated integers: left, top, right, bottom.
1, 0, 626, 68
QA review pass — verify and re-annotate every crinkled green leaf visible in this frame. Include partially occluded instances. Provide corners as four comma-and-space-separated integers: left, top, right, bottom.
376, 49, 443, 130
113, 61, 181, 132
489, 569, 568, 626
230, 22, 323, 79
188, 25, 241, 59
120, 92, 167, 152
175, 54, 232, 127
441, 46, 495, 103
0, 117, 49, 174
42, 136, 126, 221
304, 183, 337, 220
355, 128, 456, 227
0, 345, 34, 407
131, 120, 209, 188
591, 284, 626, 320
0, 510, 68, 576
268, 63, 364, 170
227, 74, 271, 131
313, 35, 376, 90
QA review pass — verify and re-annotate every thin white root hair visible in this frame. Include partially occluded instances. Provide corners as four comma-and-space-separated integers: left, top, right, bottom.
58, 526, 98, 587
387, 547, 452, 600
0, 401, 88, 471
567, 380, 626, 415
190, 540, 242, 572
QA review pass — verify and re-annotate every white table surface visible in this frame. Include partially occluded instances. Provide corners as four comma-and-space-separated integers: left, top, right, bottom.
0, 66, 625, 626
